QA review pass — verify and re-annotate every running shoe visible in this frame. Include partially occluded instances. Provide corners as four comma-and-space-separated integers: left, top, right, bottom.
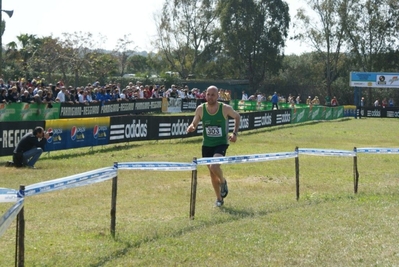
215, 199, 224, 207
220, 180, 228, 198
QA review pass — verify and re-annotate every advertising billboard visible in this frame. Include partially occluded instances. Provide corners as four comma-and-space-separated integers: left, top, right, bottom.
45, 117, 110, 151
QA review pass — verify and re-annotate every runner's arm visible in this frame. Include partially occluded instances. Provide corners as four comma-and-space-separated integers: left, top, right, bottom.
187, 105, 203, 133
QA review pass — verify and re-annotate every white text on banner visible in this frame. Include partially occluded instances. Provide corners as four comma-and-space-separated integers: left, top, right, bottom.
0, 188, 18, 203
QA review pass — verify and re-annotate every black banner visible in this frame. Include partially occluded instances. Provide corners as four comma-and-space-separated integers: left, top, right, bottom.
60, 103, 101, 118
361, 107, 399, 118
59, 99, 162, 118
0, 121, 45, 156
109, 115, 198, 143
181, 99, 200, 111
274, 109, 292, 126
108, 109, 292, 144
180, 99, 229, 112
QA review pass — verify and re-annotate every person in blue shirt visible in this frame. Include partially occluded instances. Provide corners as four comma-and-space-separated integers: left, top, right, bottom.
271, 92, 279, 110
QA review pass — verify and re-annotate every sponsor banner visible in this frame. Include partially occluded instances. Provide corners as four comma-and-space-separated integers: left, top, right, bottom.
291, 108, 308, 124
229, 113, 251, 132
158, 116, 192, 139
0, 121, 45, 156
161, 98, 169, 112
109, 116, 152, 143
333, 106, 344, 119
253, 111, 273, 128
59, 99, 162, 118
344, 105, 356, 117
350, 72, 399, 88
45, 117, 110, 151
167, 98, 182, 113
236, 100, 257, 112
307, 106, 321, 121
59, 103, 101, 118
361, 107, 399, 118
364, 108, 383, 118
180, 99, 228, 112
181, 99, 199, 111
134, 99, 162, 113
109, 115, 201, 143
274, 109, 291, 126
0, 103, 60, 122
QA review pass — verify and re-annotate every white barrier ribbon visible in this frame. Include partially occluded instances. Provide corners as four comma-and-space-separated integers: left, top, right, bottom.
24, 167, 117, 197
196, 152, 298, 165
298, 148, 356, 157
356, 148, 399, 154
0, 188, 18, 203
0, 199, 24, 239
117, 162, 197, 171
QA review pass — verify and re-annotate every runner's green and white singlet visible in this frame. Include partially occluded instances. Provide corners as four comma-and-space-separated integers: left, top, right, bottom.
202, 102, 228, 147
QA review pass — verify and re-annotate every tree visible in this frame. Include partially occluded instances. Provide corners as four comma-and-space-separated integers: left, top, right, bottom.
31, 36, 64, 82
126, 54, 151, 74
88, 52, 119, 84
113, 34, 136, 76
155, 0, 219, 79
58, 32, 102, 86
218, 0, 290, 90
340, 0, 399, 103
5, 34, 41, 79
341, 0, 399, 71
294, 0, 347, 99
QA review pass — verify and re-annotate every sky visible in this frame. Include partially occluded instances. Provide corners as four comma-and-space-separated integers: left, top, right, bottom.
1, 0, 312, 55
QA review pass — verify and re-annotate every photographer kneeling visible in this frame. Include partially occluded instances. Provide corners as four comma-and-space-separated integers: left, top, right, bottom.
13, 126, 51, 169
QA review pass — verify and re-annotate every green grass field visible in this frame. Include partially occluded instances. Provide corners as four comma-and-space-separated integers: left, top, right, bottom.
1, 118, 399, 266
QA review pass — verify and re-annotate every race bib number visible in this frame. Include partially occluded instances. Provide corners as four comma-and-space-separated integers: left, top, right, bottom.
206, 126, 222, 137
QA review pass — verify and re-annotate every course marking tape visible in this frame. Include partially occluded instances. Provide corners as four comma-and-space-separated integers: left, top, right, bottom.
356, 148, 399, 154
197, 152, 298, 165
0, 199, 24, 239
25, 167, 117, 197
0, 188, 18, 203
117, 162, 196, 171
298, 148, 356, 157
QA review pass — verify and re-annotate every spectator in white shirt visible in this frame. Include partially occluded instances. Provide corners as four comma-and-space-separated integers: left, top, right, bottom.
242, 90, 248, 100
57, 86, 66, 102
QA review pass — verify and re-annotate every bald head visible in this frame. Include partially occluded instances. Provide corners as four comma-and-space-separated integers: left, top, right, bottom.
207, 85, 218, 93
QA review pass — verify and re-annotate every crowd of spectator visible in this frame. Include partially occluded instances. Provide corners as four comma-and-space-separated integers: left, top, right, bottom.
0, 77, 232, 106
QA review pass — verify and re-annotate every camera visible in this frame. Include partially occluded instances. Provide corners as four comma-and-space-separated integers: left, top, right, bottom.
46, 131, 53, 136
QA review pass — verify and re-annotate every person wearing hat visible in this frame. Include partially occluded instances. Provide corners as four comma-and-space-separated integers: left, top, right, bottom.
7, 86, 20, 103
306, 96, 312, 105
21, 90, 33, 103
312, 96, 320, 105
